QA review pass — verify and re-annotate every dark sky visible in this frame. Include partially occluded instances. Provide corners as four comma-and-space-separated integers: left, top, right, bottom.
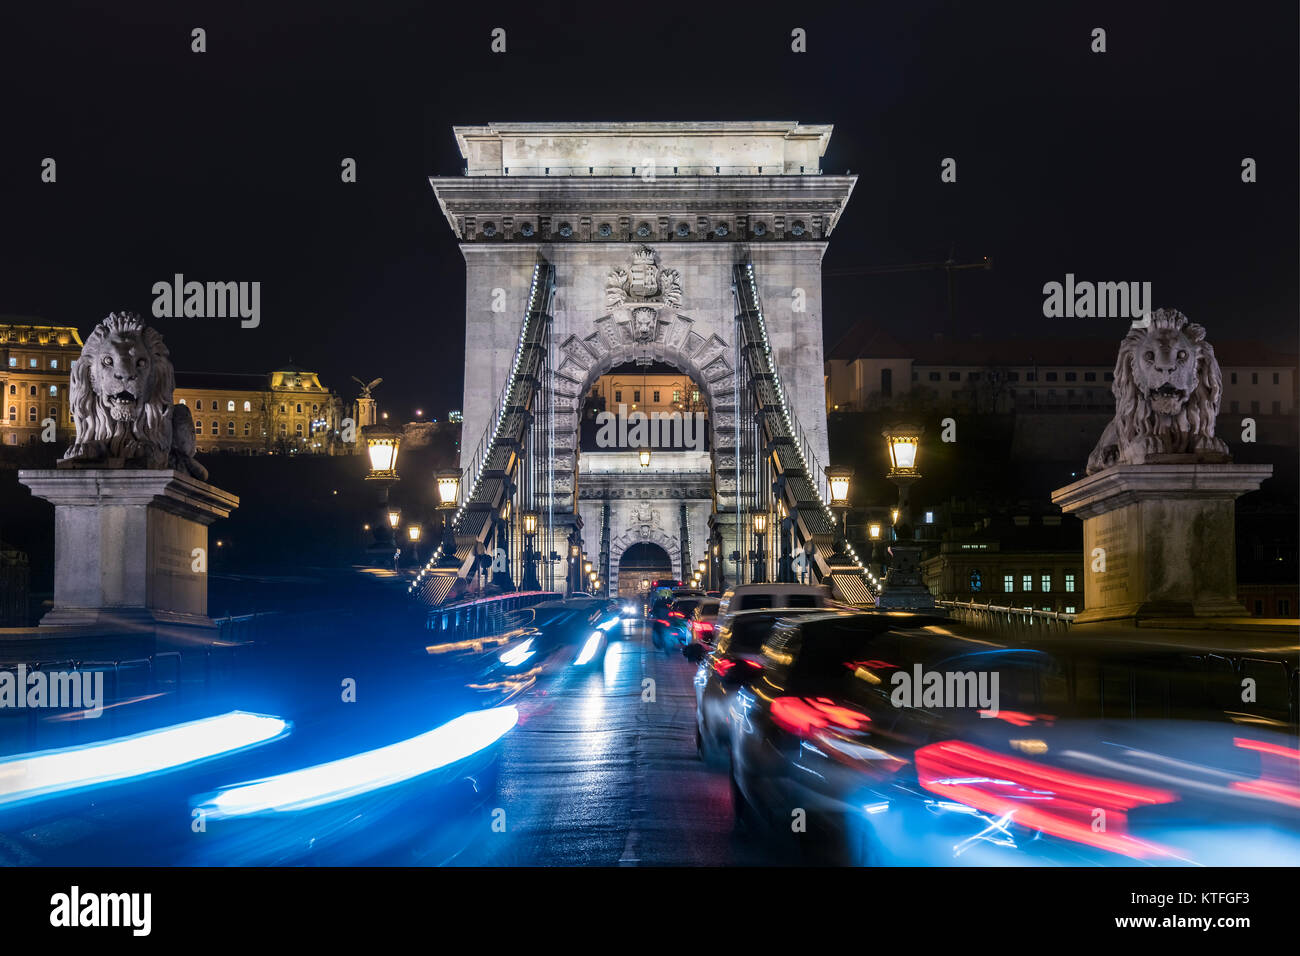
3, 1, 1295, 421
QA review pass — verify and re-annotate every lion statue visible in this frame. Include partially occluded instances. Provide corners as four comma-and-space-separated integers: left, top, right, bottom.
1085, 308, 1230, 474
62, 312, 208, 480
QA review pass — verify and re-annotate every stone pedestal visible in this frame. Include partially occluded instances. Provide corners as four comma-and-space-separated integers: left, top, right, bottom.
1051, 463, 1271, 624
17, 468, 239, 630
874, 542, 937, 610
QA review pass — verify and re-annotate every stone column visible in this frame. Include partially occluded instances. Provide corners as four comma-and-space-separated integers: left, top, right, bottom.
18, 468, 239, 630
1052, 463, 1272, 624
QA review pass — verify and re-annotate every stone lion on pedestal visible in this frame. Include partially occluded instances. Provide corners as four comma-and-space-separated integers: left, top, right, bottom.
62, 312, 208, 480
1085, 308, 1230, 474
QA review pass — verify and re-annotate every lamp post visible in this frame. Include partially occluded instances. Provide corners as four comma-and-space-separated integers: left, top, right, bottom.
406, 524, 422, 566
364, 422, 403, 562
521, 510, 541, 592
773, 479, 795, 583
825, 465, 854, 566
494, 498, 515, 591
751, 510, 768, 583
435, 468, 461, 567
638, 448, 651, 468
568, 540, 582, 596
876, 424, 935, 611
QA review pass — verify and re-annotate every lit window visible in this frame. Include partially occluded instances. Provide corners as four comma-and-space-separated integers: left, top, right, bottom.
6, 357, 14, 367
1041, 573, 1051, 592
243, 401, 251, 412
1022, 574, 1033, 592
49, 359, 58, 369
1003, 575, 1014, 593
1064, 606, 1076, 614
179, 398, 187, 406
48, 385, 57, 396
969, 570, 982, 592
1064, 573, 1076, 593
691, 389, 700, 402
28, 358, 37, 368
924, 511, 934, 523
227, 400, 235, 412
673, 390, 681, 402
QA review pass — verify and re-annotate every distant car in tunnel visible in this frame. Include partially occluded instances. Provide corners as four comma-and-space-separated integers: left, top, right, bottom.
727, 611, 1300, 866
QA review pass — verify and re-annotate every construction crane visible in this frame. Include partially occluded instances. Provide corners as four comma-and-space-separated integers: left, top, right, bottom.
824, 248, 992, 332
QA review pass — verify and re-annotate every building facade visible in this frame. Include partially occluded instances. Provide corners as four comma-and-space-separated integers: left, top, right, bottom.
174, 364, 347, 454
0, 321, 82, 447
827, 324, 1299, 419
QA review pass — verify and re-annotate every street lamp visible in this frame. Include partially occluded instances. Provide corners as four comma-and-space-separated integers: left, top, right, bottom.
751, 510, 768, 583
434, 469, 461, 567
364, 427, 402, 480
877, 423, 935, 610
406, 524, 422, 565
825, 465, 854, 564
521, 510, 541, 591
638, 448, 651, 468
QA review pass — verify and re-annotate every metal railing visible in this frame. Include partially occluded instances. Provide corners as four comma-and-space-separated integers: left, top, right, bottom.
466, 164, 821, 177
937, 599, 1076, 637
425, 590, 563, 642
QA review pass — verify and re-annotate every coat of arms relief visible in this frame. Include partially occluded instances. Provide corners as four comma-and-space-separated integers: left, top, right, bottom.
606, 245, 682, 346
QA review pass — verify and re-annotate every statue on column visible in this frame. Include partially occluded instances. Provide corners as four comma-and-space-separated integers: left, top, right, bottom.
1086, 308, 1230, 474
62, 312, 208, 480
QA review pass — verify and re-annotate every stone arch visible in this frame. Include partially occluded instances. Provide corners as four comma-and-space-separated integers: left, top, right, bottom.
550, 312, 741, 512
608, 526, 681, 596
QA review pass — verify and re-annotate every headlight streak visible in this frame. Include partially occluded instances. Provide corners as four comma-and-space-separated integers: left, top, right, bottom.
499, 638, 535, 667
574, 632, 603, 666
0, 711, 289, 808
196, 706, 519, 820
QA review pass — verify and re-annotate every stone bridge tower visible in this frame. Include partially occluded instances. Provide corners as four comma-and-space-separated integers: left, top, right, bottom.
430, 122, 855, 591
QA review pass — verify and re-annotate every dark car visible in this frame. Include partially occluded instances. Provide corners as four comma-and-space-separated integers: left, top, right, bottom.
692, 607, 825, 765
652, 592, 705, 649
728, 611, 1300, 866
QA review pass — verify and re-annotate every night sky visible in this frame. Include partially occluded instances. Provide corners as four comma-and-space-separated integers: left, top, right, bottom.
3, 0, 1295, 421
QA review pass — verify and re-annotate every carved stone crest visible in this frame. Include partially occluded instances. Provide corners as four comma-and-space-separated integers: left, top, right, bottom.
606, 245, 682, 344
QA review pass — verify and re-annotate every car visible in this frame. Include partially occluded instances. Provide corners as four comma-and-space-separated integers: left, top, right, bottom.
652, 594, 706, 649
686, 599, 721, 648
727, 612, 1300, 866
691, 607, 825, 765
715, 583, 831, 633
619, 598, 644, 619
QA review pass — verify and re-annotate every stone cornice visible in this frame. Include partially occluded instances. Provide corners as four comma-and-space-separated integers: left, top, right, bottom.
429, 175, 857, 241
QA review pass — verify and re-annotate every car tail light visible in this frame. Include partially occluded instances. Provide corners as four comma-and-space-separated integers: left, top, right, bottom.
714, 658, 761, 679
669, 611, 685, 619
770, 696, 870, 736
915, 740, 1178, 858
691, 621, 715, 636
